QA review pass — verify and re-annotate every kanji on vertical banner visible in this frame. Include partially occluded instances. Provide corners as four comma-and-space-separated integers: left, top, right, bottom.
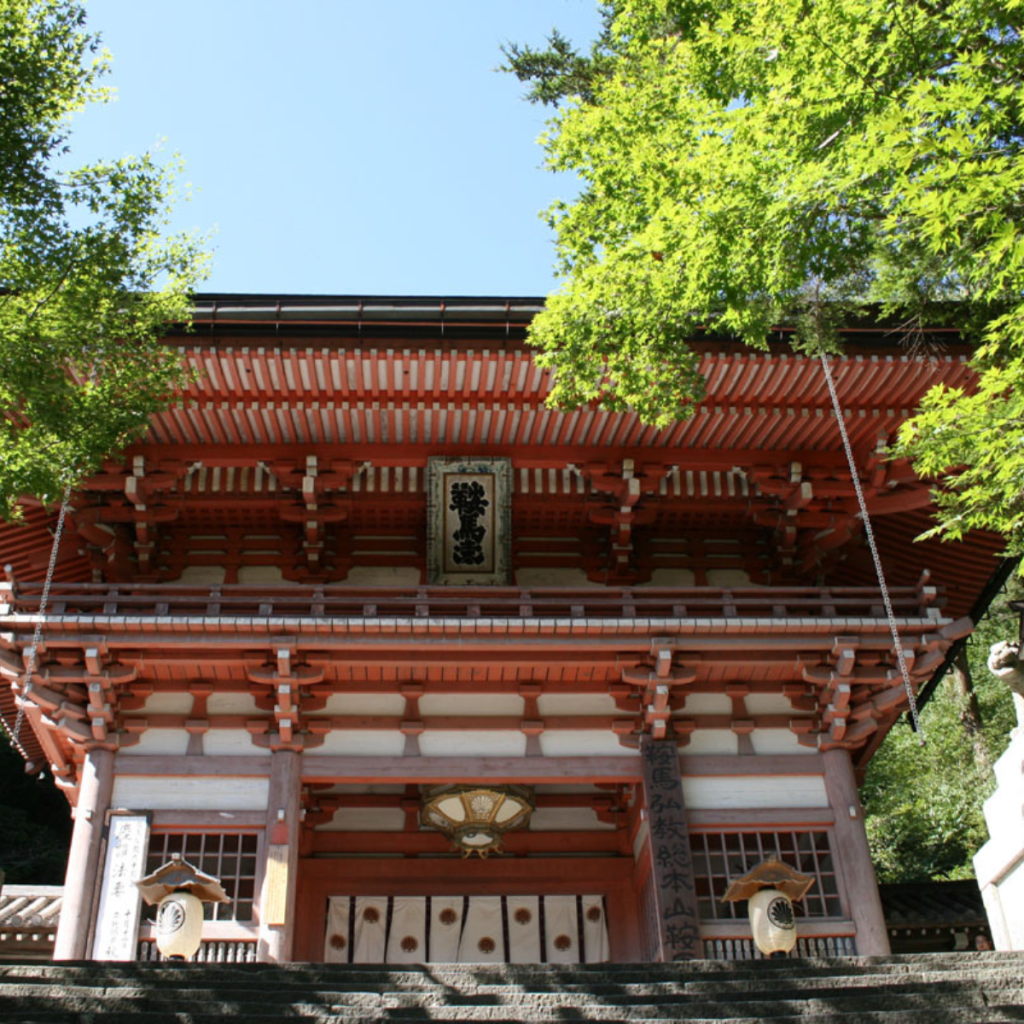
640, 736, 701, 961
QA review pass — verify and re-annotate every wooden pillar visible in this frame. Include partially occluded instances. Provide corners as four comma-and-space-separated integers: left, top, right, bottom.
822, 747, 890, 955
54, 747, 114, 960
257, 750, 301, 963
639, 736, 702, 960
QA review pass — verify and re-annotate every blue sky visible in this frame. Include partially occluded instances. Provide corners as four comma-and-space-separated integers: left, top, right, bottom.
74, 0, 603, 297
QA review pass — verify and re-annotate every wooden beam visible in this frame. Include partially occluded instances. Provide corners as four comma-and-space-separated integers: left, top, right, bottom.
121, 442, 854, 474
687, 807, 835, 828
679, 754, 824, 776
299, 755, 643, 785
310, 830, 626, 856
112, 754, 272, 776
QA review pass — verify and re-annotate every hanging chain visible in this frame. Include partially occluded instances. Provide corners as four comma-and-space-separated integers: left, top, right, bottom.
820, 354, 923, 738
5, 484, 73, 752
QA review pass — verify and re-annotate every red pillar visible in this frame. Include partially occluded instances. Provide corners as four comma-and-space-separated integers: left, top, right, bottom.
823, 748, 890, 955
257, 750, 301, 962
54, 748, 114, 960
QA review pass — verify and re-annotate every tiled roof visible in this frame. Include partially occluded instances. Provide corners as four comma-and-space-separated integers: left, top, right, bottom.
0, 885, 63, 930
879, 881, 987, 929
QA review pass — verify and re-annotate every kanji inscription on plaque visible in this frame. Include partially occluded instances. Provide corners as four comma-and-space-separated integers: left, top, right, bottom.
449, 479, 490, 566
640, 736, 701, 961
92, 814, 150, 961
427, 458, 511, 584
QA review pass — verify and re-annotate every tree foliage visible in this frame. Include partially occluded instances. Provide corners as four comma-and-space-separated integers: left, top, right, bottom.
507, 0, 1024, 554
0, 0, 208, 519
862, 588, 1019, 882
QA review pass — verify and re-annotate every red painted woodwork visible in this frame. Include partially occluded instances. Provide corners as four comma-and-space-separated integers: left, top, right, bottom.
292, 856, 641, 963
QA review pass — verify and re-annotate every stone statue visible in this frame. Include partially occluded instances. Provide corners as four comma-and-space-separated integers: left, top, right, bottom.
988, 640, 1024, 729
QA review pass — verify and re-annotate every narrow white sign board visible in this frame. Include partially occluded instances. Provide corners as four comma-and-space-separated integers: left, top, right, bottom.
92, 814, 150, 961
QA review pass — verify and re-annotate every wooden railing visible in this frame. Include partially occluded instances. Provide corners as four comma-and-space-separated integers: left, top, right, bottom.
136, 937, 258, 963
1, 581, 939, 623
702, 934, 857, 959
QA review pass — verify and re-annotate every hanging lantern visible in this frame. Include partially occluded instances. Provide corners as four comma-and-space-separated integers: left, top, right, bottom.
420, 785, 534, 857
135, 853, 229, 961
723, 858, 814, 959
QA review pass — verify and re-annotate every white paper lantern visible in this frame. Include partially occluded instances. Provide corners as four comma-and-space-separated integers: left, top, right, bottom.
748, 888, 797, 957
155, 891, 204, 960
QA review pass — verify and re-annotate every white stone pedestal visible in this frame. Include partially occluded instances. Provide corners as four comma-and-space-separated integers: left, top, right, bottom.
974, 698, 1024, 950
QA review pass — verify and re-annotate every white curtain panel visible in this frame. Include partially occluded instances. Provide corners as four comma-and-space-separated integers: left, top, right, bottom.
581, 895, 610, 963
352, 896, 388, 963
323, 896, 351, 963
506, 896, 541, 963
457, 895, 505, 962
543, 895, 580, 964
385, 897, 428, 963
324, 893, 611, 964
427, 896, 464, 963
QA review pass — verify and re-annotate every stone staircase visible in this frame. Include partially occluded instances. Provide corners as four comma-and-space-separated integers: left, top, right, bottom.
2, 953, 1024, 1023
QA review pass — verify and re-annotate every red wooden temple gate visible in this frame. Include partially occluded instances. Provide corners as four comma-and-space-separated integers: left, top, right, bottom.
0, 296, 1005, 963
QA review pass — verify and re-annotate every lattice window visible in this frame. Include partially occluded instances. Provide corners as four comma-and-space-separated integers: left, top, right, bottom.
690, 830, 843, 921
142, 833, 259, 922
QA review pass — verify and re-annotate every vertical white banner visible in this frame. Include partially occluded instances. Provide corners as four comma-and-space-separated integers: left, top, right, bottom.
92, 814, 150, 961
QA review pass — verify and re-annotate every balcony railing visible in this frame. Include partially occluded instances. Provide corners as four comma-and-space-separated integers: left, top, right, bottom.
0, 581, 940, 623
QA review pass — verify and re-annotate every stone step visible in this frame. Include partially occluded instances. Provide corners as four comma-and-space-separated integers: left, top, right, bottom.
1, 953, 1018, 985
2, 954, 1022, 1024
2, 973, 1021, 1005
2, 987, 1022, 1021
3, 973, 1021, 1000
1, 970, 1020, 997
5, 1010, 1024, 1024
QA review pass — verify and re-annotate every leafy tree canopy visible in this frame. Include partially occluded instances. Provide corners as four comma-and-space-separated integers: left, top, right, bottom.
0, 0, 208, 519
862, 586, 1019, 882
505, 0, 1024, 554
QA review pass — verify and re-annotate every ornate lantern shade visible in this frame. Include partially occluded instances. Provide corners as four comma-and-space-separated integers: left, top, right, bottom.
135, 853, 229, 961
420, 785, 534, 857
723, 858, 815, 959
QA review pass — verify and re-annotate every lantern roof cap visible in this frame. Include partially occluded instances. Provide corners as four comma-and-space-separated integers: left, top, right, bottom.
135, 853, 230, 905
723, 858, 815, 902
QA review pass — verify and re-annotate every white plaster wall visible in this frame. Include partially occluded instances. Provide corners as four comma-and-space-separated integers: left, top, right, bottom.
538, 694, 617, 716
745, 694, 799, 715
419, 694, 524, 716
538, 731, 635, 757
119, 729, 190, 756
683, 730, 738, 755
207, 693, 261, 716
679, 694, 732, 715
706, 569, 752, 586
306, 731, 407, 756
419, 731, 527, 757
681, 775, 828, 810
111, 775, 269, 811
321, 807, 407, 832
638, 569, 695, 586
515, 568, 598, 587
139, 693, 193, 715
177, 566, 227, 584
202, 730, 261, 755
529, 807, 614, 832
343, 566, 421, 586
237, 565, 285, 584
750, 730, 818, 755
322, 693, 406, 716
